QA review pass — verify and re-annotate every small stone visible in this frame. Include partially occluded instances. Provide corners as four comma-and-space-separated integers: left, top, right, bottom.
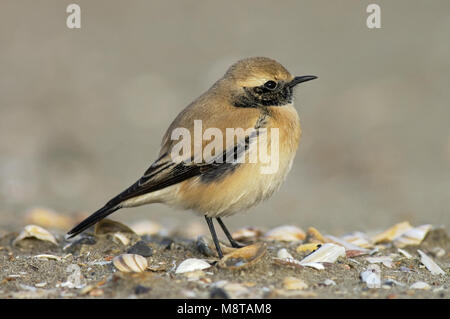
127, 241, 153, 257
210, 287, 229, 299
134, 285, 151, 295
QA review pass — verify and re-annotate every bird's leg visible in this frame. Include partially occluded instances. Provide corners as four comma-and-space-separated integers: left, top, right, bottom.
216, 217, 246, 248
205, 216, 223, 259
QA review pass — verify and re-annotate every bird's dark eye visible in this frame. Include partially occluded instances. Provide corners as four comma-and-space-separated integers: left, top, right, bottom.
264, 80, 277, 90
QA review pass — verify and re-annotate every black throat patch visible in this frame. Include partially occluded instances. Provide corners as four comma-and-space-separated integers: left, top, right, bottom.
233, 82, 293, 108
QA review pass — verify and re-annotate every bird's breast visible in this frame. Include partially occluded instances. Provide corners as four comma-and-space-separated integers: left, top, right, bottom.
176, 103, 301, 217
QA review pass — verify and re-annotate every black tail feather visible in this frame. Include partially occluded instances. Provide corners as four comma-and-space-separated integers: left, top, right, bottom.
66, 204, 121, 239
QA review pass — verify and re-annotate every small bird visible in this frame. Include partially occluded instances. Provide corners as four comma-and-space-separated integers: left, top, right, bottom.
67, 57, 316, 258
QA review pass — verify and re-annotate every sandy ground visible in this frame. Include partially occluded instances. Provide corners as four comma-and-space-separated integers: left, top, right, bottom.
0, 220, 448, 299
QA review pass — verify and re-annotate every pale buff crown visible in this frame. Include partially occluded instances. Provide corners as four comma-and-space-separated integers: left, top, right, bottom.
223, 57, 294, 87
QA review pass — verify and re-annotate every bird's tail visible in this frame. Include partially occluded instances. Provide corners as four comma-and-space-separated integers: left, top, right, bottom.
66, 204, 121, 239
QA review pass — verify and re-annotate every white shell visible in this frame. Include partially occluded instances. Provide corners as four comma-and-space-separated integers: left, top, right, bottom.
365, 256, 394, 268
418, 250, 445, 275
13, 225, 57, 245
112, 232, 130, 246
231, 227, 263, 242
326, 235, 370, 252
360, 266, 381, 288
277, 248, 294, 260
397, 248, 413, 259
410, 281, 431, 290
300, 243, 346, 264
175, 258, 211, 274
283, 277, 308, 290
393, 224, 432, 248
34, 254, 62, 261
264, 225, 306, 242
113, 254, 148, 273
340, 232, 374, 249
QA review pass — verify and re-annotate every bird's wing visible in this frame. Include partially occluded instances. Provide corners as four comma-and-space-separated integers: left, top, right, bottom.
67, 100, 265, 238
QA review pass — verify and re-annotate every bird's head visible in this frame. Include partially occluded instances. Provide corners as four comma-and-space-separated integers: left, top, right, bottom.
221, 57, 316, 108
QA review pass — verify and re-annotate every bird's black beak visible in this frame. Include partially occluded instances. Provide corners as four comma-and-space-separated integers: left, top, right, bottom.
289, 75, 318, 87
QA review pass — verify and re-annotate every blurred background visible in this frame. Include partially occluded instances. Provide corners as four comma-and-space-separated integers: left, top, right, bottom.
1, 0, 449, 235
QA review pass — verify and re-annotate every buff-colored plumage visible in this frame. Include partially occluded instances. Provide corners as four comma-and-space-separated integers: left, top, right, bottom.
67, 57, 316, 246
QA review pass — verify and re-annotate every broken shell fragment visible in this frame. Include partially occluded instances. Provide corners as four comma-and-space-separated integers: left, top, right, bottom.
264, 225, 305, 242
13, 225, 58, 246
393, 224, 432, 248
113, 254, 148, 273
231, 227, 263, 243
366, 256, 394, 268
112, 232, 130, 246
410, 281, 431, 290
296, 243, 321, 254
360, 265, 381, 288
371, 221, 412, 244
95, 219, 136, 235
283, 276, 308, 290
397, 248, 413, 259
340, 232, 374, 249
326, 235, 370, 252
299, 243, 346, 264
218, 242, 266, 270
175, 258, 211, 274
305, 227, 327, 243
418, 250, 445, 275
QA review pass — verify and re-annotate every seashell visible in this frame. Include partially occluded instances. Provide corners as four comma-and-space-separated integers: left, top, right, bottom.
25, 207, 73, 230
273, 257, 305, 269
130, 220, 163, 236
296, 243, 321, 254
264, 225, 305, 242
34, 254, 62, 261
410, 281, 431, 290
366, 256, 394, 268
346, 250, 369, 258
283, 276, 308, 290
95, 219, 136, 235
196, 235, 237, 257
231, 227, 263, 243
431, 247, 445, 258
35, 282, 47, 288
340, 232, 374, 249
218, 242, 266, 270
371, 221, 412, 244
321, 279, 337, 286
360, 265, 381, 288
397, 248, 413, 259
299, 262, 325, 270
393, 224, 432, 248
325, 235, 370, 253
113, 254, 148, 273
417, 250, 445, 275
277, 248, 294, 260
175, 258, 211, 274
112, 232, 130, 246
299, 243, 346, 264
305, 227, 327, 243
13, 225, 58, 245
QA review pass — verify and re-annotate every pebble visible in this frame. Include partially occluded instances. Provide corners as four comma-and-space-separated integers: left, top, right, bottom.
127, 241, 153, 257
